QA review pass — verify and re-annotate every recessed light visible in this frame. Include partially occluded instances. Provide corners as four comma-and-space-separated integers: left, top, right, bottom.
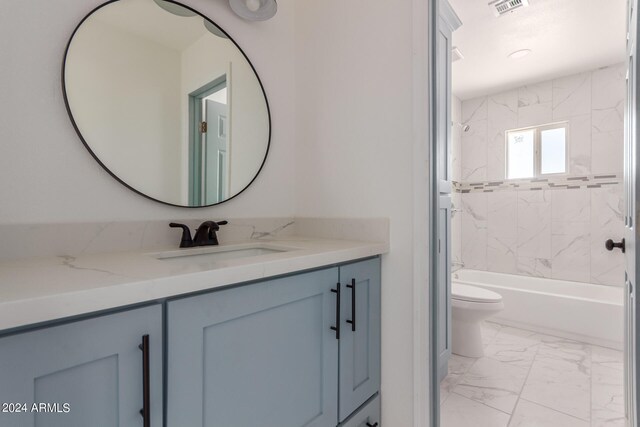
508, 49, 531, 59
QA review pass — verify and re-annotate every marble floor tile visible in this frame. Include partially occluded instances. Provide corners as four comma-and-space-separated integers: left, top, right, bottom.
441, 354, 477, 404
441, 324, 626, 426
484, 335, 539, 369
591, 345, 624, 371
481, 321, 502, 345
454, 357, 529, 414
592, 364, 625, 425
508, 399, 589, 427
441, 393, 510, 427
521, 356, 591, 420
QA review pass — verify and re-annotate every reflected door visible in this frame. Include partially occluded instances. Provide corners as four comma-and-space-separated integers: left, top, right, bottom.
204, 99, 228, 204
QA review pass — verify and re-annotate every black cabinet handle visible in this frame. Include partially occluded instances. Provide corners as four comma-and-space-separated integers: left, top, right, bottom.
138, 335, 150, 427
346, 278, 356, 332
605, 238, 625, 253
366, 422, 378, 427
330, 283, 341, 340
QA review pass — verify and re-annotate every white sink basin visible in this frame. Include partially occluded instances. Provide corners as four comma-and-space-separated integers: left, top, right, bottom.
151, 243, 298, 264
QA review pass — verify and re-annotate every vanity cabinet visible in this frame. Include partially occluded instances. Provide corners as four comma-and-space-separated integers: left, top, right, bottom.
0, 305, 163, 427
167, 257, 381, 427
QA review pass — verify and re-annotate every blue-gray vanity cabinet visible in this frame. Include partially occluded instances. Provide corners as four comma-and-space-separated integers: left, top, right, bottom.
0, 304, 163, 427
166, 267, 340, 427
338, 258, 381, 422
338, 394, 380, 427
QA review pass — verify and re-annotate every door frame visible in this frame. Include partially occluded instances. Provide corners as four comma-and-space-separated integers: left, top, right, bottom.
188, 74, 227, 206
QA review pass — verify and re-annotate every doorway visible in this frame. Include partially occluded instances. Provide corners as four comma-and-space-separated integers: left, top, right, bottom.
430, 0, 637, 425
188, 75, 229, 206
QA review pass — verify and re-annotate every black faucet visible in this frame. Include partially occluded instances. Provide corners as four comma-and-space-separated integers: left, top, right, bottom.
169, 221, 228, 248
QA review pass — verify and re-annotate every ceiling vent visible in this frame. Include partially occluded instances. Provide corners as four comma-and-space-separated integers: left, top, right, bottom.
489, 0, 529, 17
451, 47, 464, 62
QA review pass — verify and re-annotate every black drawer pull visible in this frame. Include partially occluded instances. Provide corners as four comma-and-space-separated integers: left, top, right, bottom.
366, 422, 378, 427
330, 283, 341, 340
346, 278, 356, 332
138, 334, 150, 427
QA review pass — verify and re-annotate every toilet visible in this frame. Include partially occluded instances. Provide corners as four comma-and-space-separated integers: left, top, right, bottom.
451, 282, 504, 358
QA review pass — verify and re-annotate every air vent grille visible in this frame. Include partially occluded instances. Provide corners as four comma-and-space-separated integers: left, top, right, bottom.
489, 0, 529, 16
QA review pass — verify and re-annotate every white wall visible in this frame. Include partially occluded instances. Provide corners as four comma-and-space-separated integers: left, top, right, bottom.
293, 0, 420, 424
453, 64, 626, 286
65, 18, 183, 203
0, 0, 295, 223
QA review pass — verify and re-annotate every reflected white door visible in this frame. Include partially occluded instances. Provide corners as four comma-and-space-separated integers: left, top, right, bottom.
204, 99, 228, 204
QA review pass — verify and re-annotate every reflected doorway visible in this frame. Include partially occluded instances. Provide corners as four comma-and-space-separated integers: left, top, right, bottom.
189, 75, 229, 205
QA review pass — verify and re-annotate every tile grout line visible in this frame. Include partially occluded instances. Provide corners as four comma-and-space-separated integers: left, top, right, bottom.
505, 335, 542, 426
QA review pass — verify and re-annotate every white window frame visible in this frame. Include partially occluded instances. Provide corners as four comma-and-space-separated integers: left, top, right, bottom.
505, 121, 569, 180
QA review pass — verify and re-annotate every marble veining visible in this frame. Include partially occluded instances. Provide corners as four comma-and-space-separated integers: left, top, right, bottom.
452, 63, 625, 287
441, 322, 625, 427
0, 218, 389, 331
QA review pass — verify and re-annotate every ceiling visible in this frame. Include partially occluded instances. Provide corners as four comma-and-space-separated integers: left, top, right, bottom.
449, 0, 627, 100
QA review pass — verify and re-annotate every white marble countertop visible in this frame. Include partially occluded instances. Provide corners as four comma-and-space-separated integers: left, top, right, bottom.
0, 237, 388, 332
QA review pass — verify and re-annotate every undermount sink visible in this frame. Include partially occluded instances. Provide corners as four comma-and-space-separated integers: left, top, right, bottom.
151, 243, 298, 264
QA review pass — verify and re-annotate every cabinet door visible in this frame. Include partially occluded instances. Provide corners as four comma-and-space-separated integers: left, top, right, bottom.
0, 305, 163, 427
167, 268, 339, 427
338, 258, 381, 421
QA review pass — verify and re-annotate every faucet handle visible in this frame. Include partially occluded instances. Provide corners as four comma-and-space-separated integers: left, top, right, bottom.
169, 223, 193, 248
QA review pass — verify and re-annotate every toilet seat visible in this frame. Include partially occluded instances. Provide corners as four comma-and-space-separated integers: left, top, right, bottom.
452, 282, 502, 303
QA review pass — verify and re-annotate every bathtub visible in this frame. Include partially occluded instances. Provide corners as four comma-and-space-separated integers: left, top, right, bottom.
452, 269, 624, 349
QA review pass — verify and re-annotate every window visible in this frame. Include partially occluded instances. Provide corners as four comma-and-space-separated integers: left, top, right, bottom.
506, 122, 568, 180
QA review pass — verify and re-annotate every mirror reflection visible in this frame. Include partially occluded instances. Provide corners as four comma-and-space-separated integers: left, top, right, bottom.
64, 0, 270, 207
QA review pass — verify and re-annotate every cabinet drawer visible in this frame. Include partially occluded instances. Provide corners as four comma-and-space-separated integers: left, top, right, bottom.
339, 394, 381, 427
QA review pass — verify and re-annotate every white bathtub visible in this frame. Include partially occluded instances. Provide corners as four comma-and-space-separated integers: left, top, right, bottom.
452, 269, 624, 349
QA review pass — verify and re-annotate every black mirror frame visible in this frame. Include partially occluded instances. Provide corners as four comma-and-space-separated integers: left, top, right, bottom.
61, 0, 272, 208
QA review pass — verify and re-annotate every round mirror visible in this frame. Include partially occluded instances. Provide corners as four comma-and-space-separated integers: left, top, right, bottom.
63, 0, 271, 207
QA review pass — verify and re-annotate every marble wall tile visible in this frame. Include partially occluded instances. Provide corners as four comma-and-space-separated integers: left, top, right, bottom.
590, 185, 625, 286
452, 192, 463, 266
592, 104, 624, 174
518, 81, 553, 107
592, 63, 626, 111
452, 95, 463, 181
517, 191, 551, 259
551, 188, 590, 224
518, 102, 553, 128
456, 65, 625, 286
551, 232, 591, 282
487, 91, 518, 181
552, 72, 592, 120
462, 96, 488, 123
487, 192, 517, 237
487, 236, 517, 274
461, 120, 488, 181
462, 193, 488, 270
516, 256, 552, 278
568, 114, 592, 175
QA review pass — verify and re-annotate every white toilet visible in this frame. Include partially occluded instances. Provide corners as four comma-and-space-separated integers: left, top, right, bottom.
451, 282, 503, 358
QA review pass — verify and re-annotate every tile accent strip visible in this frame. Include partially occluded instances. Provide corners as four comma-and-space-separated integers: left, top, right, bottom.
453, 173, 621, 193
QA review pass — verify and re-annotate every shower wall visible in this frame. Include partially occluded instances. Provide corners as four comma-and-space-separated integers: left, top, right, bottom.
451, 63, 625, 286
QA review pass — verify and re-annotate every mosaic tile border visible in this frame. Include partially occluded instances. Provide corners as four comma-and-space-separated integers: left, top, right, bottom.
454, 174, 621, 193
